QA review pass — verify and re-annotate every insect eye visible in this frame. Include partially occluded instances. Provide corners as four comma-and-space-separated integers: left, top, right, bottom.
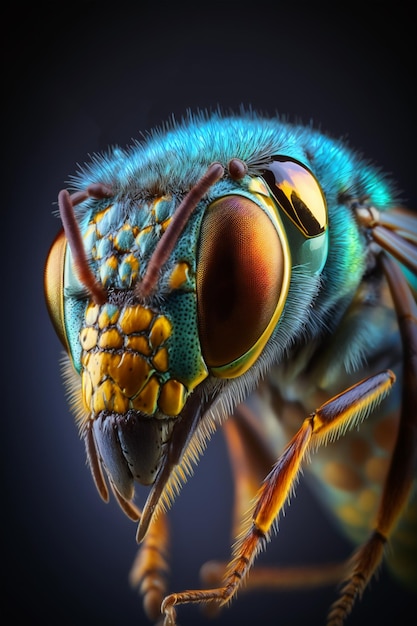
44, 229, 68, 349
260, 157, 327, 237
196, 195, 287, 377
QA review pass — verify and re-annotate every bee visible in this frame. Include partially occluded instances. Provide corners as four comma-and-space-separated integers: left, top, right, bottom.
44, 111, 417, 625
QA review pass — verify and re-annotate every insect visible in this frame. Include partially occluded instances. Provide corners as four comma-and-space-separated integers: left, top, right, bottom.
44, 111, 417, 625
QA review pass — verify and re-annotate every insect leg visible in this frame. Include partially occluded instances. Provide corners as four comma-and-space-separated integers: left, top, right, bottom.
201, 405, 346, 597
199, 403, 276, 604
129, 511, 170, 623
160, 371, 394, 626
327, 252, 417, 626
222, 404, 277, 537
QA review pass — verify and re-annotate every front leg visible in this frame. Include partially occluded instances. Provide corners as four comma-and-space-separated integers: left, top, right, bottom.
130, 511, 170, 623
161, 371, 394, 625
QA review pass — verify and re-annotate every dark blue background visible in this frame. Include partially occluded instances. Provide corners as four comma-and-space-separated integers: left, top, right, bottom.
4, 2, 416, 625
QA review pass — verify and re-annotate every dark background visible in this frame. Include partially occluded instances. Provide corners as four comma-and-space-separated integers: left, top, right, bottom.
3, 2, 416, 625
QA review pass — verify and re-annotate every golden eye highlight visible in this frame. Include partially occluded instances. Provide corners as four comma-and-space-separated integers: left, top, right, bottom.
44, 229, 68, 349
261, 157, 327, 237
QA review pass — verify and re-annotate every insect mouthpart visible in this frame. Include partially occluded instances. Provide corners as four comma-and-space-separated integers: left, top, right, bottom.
82, 379, 215, 541
77, 295, 198, 496
91, 409, 177, 497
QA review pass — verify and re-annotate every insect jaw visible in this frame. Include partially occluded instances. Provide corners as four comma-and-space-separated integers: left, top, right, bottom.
83, 381, 216, 540
91, 409, 177, 497
136, 385, 216, 542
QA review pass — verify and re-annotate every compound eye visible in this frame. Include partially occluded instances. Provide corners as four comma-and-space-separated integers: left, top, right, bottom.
261, 157, 327, 237
44, 230, 68, 349
196, 195, 285, 371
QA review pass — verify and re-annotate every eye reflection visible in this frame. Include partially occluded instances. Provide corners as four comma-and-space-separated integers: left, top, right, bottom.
261, 157, 327, 237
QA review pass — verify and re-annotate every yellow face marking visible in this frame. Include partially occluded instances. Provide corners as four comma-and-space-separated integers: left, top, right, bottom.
153, 195, 172, 217
92, 351, 122, 385
98, 304, 120, 328
119, 253, 139, 284
160, 217, 172, 232
108, 352, 151, 397
85, 303, 100, 325
82, 369, 93, 412
94, 206, 111, 222
107, 255, 118, 270
80, 300, 179, 418
97, 309, 110, 329
149, 316, 172, 349
94, 206, 113, 235
80, 327, 98, 351
82, 351, 118, 389
83, 223, 95, 239
82, 350, 153, 413
152, 347, 169, 372
158, 379, 187, 416
98, 256, 119, 286
93, 379, 115, 413
125, 335, 152, 355
99, 263, 114, 287
98, 328, 124, 350
169, 262, 190, 290
119, 305, 154, 334
131, 376, 160, 413
112, 386, 130, 414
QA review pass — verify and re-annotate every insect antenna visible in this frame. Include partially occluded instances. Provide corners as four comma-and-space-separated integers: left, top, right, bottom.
355, 204, 417, 274
136, 162, 225, 298
228, 157, 248, 180
58, 183, 113, 305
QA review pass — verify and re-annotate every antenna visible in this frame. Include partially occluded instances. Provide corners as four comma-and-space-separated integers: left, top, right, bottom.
58, 183, 113, 305
137, 162, 225, 298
